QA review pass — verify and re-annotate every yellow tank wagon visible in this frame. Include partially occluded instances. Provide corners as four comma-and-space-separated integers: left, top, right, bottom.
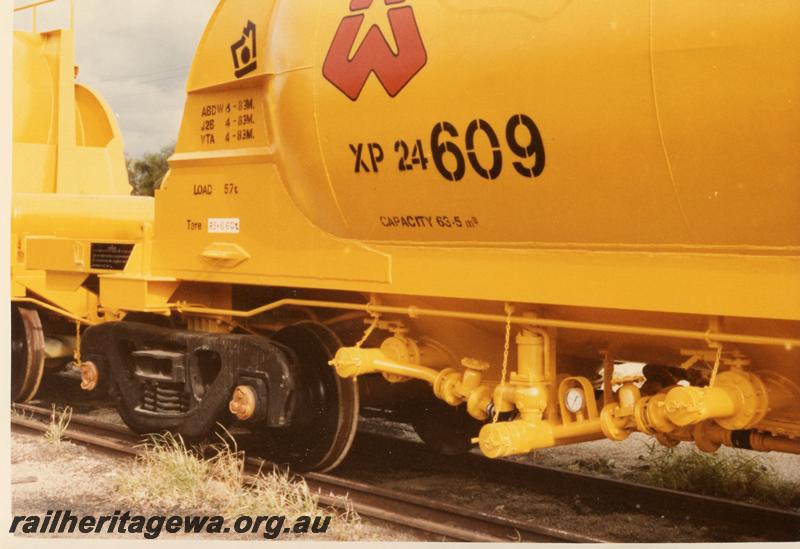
11, 0, 800, 470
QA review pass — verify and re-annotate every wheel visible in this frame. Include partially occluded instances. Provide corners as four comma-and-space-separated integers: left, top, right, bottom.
410, 397, 483, 455
11, 306, 45, 403
261, 322, 359, 472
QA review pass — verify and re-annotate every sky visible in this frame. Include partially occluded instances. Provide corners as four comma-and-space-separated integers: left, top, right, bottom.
13, 0, 219, 157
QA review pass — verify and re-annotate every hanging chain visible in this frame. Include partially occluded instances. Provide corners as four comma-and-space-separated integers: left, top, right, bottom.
355, 305, 381, 349
708, 343, 723, 387
492, 303, 514, 423
73, 321, 82, 365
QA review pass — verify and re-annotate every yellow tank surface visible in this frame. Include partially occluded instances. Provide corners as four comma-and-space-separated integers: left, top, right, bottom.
174, 0, 800, 248
152, 0, 800, 321
11, 0, 800, 464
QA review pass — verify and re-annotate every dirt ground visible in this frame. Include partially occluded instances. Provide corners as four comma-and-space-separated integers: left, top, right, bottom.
349, 420, 798, 543
359, 416, 800, 489
10, 426, 712, 544
9, 430, 422, 542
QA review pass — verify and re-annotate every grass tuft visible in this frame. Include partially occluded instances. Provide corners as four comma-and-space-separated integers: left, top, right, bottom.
10, 406, 31, 419
115, 431, 367, 539
638, 442, 800, 508
43, 405, 72, 445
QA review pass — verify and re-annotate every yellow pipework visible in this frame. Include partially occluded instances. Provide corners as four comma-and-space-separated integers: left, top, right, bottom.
692, 421, 800, 455
477, 417, 608, 458
662, 370, 768, 430
332, 327, 610, 457
478, 419, 556, 459
330, 346, 439, 384
634, 392, 676, 435
477, 330, 557, 457
330, 335, 495, 421
331, 320, 791, 458
632, 369, 769, 436
748, 432, 800, 454
600, 382, 642, 441
663, 386, 736, 427
433, 358, 493, 421
606, 368, 777, 446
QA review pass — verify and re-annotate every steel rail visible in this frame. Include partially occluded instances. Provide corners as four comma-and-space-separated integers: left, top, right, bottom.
12, 404, 800, 542
13, 403, 799, 541
349, 431, 800, 541
10, 404, 597, 543
260, 456, 597, 543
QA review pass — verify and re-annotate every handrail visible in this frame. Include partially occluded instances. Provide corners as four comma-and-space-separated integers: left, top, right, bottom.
13, 0, 58, 11
14, 0, 74, 32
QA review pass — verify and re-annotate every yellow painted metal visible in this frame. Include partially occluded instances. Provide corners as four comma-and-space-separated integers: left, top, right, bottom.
239, 1, 800, 250
11, 2, 133, 330
332, 347, 440, 385
600, 382, 643, 442
12, 297, 94, 326
13, 25, 128, 195
143, 0, 800, 458
433, 360, 493, 421
149, 0, 800, 323
164, 297, 800, 450
331, 332, 496, 420
609, 367, 799, 443
98, 277, 179, 314
12, 194, 154, 308
10, 0, 800, 456
334, 316, 796, 457
478, 332, 608, 456
663, 371, 767, 429
693, 422, 800, 456
13, 194, 153, 240
14, 0, 70, 33
171, 298, 800, 351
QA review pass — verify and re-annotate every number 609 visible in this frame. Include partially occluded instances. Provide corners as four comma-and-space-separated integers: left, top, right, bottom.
431, 114, 546, 182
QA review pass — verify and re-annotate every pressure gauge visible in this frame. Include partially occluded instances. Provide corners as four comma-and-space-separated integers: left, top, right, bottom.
565, 387, 585, 413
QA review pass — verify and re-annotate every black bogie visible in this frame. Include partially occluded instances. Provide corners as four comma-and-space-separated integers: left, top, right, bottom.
82, 321, 297, 439
81, 320, 359, 471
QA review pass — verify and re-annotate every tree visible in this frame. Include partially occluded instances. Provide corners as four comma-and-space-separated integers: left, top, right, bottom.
126, 144, 175, 196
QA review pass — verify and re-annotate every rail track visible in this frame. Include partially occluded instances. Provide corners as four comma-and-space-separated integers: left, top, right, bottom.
12, 402, 800, 542
10, 403, 599, 543
344, 430, 800, 541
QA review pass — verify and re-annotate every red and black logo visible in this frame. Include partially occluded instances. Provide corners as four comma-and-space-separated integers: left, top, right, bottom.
323, 0, 427, 101
231, 20, 257, 78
